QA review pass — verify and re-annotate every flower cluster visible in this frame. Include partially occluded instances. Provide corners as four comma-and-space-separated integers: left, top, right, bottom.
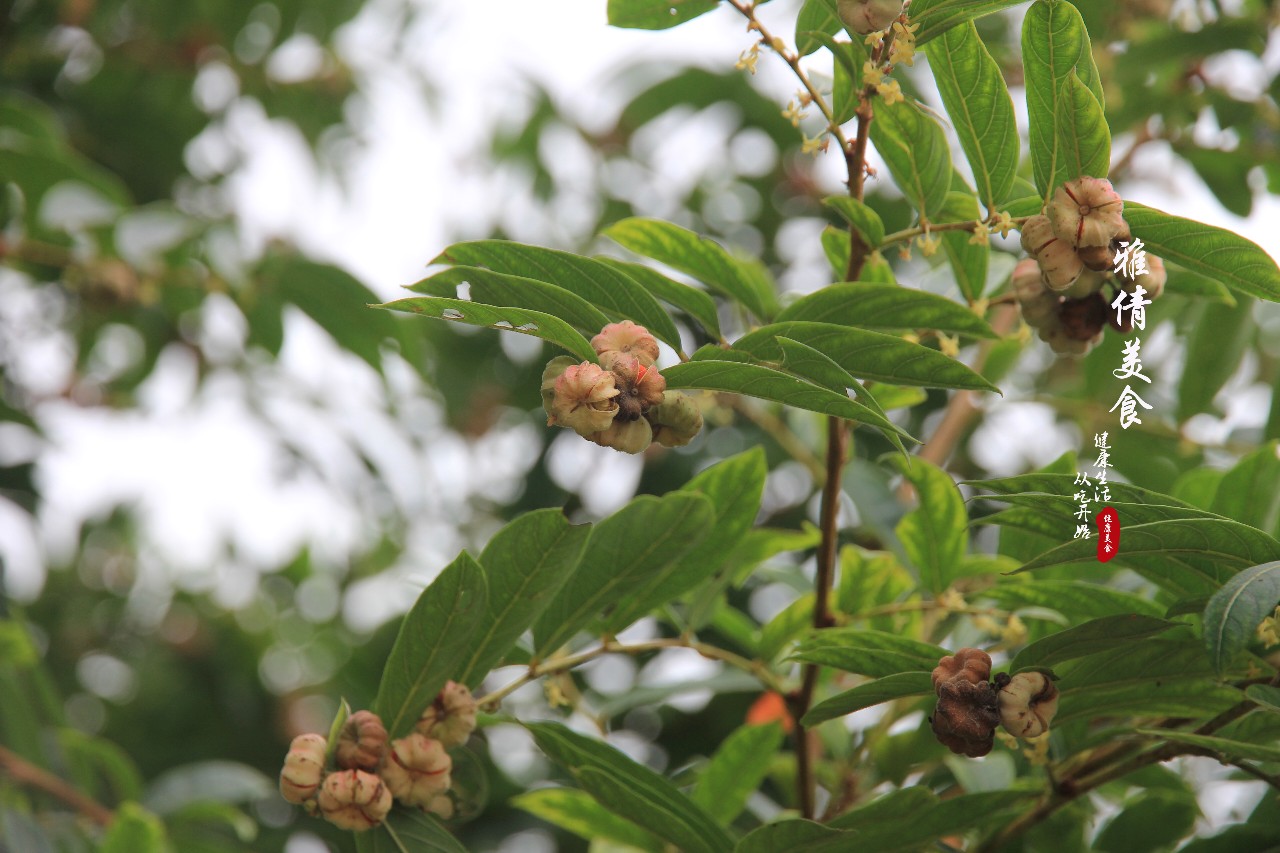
543, 321, 703, 453
279, 681, 477, 831
930, 649, 1059, 757
1015, 177, 1167, 355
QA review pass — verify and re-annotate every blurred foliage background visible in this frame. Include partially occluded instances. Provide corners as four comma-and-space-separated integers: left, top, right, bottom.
1, 0, 1279, 850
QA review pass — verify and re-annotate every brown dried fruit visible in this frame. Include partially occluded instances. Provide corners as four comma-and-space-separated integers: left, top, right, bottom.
998, 671, 1060, 738
317, 769, 392, 831
931, 648, 1000, 757
932, 648, 993, 690
1058, 292, 1110, 342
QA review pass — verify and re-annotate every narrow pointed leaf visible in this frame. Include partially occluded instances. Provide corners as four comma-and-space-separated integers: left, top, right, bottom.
1023, 0, 1104, 196
373, 552, 487, 738
870, 99, 952, 219
606, 450, 767, 631
939, 191, 990, 301
792, 629, 947, 676
1123, 202, 1280, 301
409, 267, 612, 334
796, 0, 842, 56
691, 723, 784, 826
512, 789, 662, 852
777, 282, 995, 338
377, 297, 597, 363
823, 196, 885, 249
1008, 614, 1180, 672
607, 0, 720, 30
891, 456, 968, 593
802, 671, 934, 725
732, 321, 999, 391
598, 257, 723, 339
1134, 730, 1280, 764
1203, 561, 1280, 675
432, 241, 683, 349
534, 493, 715, 653
927, 22, 1018, 209
604, 218, 779, 320
355, 810, 470, 853
454, 511, 591, 688
911, 0, 1030, 44
661, 359, 906, 426
1055, 70, 1110, 181
737, 820, 853, 853
526, 722, 734, 853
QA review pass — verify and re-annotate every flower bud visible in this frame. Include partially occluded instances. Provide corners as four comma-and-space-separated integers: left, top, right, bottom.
417, 681, 477, 749
541, 356, 577, 417
1047, 177, 1126, 248
280, 733, 328, 805
381, 734, 452, 808
591, 321, 659, 367
646, 392, 703, 447
589, 416, 653, 454
838, 0, 905, 34
1012, 259, 1058, 327
317, 769, 392, 831
998, 671, 1060, 738
548, 362, 619, 436
600, 351, 666, 420
335, 710, 388, 772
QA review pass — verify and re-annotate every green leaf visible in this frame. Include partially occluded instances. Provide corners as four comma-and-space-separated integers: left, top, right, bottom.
891, 457, 968, 593
692, 723, 784, 825
373, 552, 487, 738
939, 191, 990, 301
1210, 444, 1280, 537
433, 241, 684, 350
830, 39, 865, 124
604, 218, 779, 320
927, 22, 1018, 210
826, 790, 1039, 843
356, 810, 470, 853
1124, 202, 1280, 302
823, 196, 885, 249
102, 803, 167, 853
454, 510, 591, 687
377, 297, 597, 363
1203, 561, 1280, 675
1010, 519, 1280, 594
534, 493, 715, 653
796, 0, 842, 56
911, 0, 1030, 45
58, 729, 143, 804
597, 257, 723, 339
606, 450, 767, 631
777, 283, 995, 338
513, 789, 661, 852
1055, 71, 1111, 182
607, 0, 720, 29
526, 722, 734, 853
736, 820, 853, 853
1178, 297, 1254, 420
661, 359, 905, 426
791, 629, 947, 677
802, 671, 934, 725
1245, 684, 1280, 713
1022, 0, 1104, 196
1094, 791, 1198, 853
410, 267, 612, 336
869, 99, 952, 220
1009, 614, 1180, 672
1134, 730, 1280, 764
733, 321, 999, 391
977, 580, 1164, 623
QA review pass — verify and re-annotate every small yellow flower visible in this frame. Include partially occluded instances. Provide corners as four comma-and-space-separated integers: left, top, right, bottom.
992, 210, 1017, 238
889, 40, 916, 67
938, 588, 967, 611
971, 297, 990, 315
972, 615, 1002, 635
969, 221, 991, 246
1001, 614, 1028, 646
876, 79, 904, 105
797, 89, 814, 107
995, 730, 1020, 750
782, 99, 808, 127
917, 232, 941, 257
801, 133, 828, 155
1022, 732, 1051, 766
938, 333, 960, 359
1258, 609, 1280, 646
863, 62, 885, 87
898, 244, 913, 261
865, 30, 886, 48
736, 44, 760, 75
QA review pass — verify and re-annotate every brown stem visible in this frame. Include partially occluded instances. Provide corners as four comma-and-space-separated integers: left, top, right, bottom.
0, 744, 114, 827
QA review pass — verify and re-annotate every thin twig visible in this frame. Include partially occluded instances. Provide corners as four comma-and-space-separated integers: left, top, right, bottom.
0, 744, 114, 827
724, 393, 826, 483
